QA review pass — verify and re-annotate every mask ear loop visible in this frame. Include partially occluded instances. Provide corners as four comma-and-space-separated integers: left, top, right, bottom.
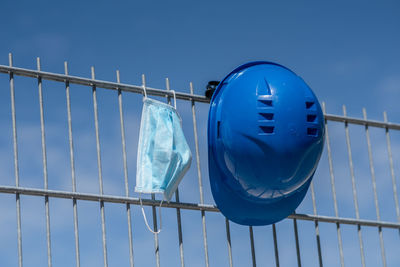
141, 74, 147, 100
139, 193, 163, 234
170, 90, 177, 109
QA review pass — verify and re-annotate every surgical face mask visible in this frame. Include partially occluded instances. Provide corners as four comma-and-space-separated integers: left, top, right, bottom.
135, 84, 192, 233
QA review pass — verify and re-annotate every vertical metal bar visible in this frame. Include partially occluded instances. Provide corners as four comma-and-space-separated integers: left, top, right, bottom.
225, 219, 233, 267
64, 62, 81, 267
292, 215, 302, 267
142, 74, 161, 267
272, 224, 280, 267
362, 108, 387, 267
36, 58, 52, 267
322, 103, 344, 267
249, 226, 256, 267
9, 53, 23, 267
343, 105, 366, 267
383, 112, 400, 224
174, 187, 184, 267
165, 78, 185, 267
165, 78, 172, 105
91, 67, 108, 267
310, 182, 323, 267
189, 82, 209, 267
151, 192, 160, 267
116, 70, 135, 267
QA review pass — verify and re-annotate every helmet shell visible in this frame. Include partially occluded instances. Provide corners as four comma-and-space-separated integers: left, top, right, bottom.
208, 61, 325, 225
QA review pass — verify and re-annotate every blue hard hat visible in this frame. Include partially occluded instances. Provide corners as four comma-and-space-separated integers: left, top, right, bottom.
207, 61, 325, 226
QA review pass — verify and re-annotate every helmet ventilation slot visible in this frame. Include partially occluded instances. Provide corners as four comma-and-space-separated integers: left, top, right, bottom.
305, 101, 315, 109
257, 99, 273, 107
259, 126, 274, 134
307, 128, 318, 136
307, 114, 317, 122
259, 113, 274, 121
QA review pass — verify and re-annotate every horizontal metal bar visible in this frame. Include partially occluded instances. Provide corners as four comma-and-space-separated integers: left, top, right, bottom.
0, 65, 210, 103
0, 65, 400, 130
0, 185, 219, 211
325, 114, 400, 131
1, 185, 399, 229
287, 213, 400, 229
2, 65, 400, 130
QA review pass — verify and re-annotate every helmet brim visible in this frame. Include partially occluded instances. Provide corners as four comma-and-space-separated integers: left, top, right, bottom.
208, 147, 311, 226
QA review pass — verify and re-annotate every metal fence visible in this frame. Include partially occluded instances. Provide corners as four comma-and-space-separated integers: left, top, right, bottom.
0, 53, 400, 267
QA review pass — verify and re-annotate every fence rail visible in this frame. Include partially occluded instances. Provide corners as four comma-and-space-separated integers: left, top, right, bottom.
1, 55, 399, 267
1, 64, 400, 130
0, 185, 399, 230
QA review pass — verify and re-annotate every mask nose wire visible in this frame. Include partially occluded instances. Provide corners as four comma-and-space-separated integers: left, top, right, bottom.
141, 74, 147, 99
170, 90, 177, 109
139, 192, 163, 234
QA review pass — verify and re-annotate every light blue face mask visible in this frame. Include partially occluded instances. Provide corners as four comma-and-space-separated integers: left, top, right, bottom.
135, 82, 192, 233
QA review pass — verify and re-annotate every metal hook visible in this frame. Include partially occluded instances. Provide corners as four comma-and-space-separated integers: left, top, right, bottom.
141, 74, 147, 99
170, 90, 177, 109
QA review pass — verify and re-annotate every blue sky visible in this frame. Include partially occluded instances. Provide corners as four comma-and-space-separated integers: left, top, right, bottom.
1, 1, 400, 266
